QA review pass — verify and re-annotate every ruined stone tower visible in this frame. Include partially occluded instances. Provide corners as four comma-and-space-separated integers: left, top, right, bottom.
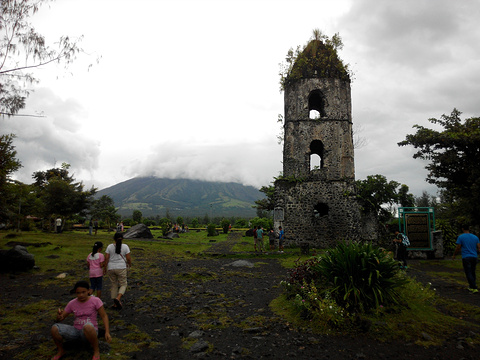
274, 38, 361, 247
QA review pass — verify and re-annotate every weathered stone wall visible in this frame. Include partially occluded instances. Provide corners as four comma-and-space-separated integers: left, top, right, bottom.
275, 75, 370, 247
274, 178, 363, 248
283, 78, 354, 180
284, 78, 351, 120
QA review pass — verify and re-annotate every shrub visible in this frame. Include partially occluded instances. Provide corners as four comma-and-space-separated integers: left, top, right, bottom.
158, 218, 172, 236
207, 223, 217, 236
315, 241, 408, 312
220, 219, 230, 234
436, 219, 457, 255
190, 218, 199, 228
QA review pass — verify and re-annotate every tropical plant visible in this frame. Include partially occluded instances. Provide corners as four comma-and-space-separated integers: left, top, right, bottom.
315, 242, 408, 312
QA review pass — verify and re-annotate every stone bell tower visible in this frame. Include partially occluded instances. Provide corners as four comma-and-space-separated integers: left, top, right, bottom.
274, 38, 361, 247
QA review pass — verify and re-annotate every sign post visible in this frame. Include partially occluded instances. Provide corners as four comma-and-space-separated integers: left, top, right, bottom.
398, 207, 435, 250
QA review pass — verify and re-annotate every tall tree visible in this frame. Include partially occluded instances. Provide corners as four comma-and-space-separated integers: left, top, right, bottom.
32, 164, 96, 222
91, 195, 118, 229
0, 134, 22, 222
398, 109, 480, 224
355, 175, 414, 223
1, 0, 85, 116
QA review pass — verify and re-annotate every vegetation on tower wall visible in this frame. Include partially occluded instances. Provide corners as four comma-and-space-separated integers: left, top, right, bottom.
279, 30, 351, 90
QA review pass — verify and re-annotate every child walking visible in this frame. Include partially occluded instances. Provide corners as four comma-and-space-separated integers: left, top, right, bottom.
51, 280, 111, 360
87, 241, 105, 298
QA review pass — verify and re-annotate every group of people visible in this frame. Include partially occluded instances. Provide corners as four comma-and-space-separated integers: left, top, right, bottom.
252, 225, 285, 253
51, 232, 132, 360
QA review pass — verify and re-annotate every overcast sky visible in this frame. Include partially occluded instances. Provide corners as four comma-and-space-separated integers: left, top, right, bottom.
3, 0, 480, 198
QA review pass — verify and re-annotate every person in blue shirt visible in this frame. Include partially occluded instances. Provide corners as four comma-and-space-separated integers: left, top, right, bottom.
453, 225, 480, 293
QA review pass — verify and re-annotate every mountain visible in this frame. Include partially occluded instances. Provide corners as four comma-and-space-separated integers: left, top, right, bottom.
96, 177, 264, 219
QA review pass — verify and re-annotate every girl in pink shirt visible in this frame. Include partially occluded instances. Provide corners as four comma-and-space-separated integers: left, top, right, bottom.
86, 241, 105, 298
51, 280, 111, 360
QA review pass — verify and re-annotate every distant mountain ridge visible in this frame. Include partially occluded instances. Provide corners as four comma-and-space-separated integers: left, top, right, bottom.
96, 177, 263, 218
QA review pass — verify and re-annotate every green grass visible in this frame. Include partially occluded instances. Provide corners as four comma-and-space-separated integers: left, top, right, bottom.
2, 229, 480, 354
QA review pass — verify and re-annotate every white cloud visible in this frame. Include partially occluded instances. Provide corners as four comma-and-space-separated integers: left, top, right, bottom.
4, 0, 480, 199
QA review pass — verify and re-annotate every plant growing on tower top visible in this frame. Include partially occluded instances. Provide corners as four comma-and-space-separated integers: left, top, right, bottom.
279, 29, 351, 91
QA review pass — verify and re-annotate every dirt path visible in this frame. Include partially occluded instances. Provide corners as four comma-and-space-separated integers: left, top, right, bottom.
1, 242, 480, 359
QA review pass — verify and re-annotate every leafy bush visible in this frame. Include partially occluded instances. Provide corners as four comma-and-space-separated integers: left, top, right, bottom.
190, 218, 199, 228
284, 257, 322, 294
283, 242, 408, 317
315, 242, 408, 312
234, 218, 248, 228
436, 219, 457, 255
158, 217, 172, 236
220, 219, 230, 234
207, 223, 217, 237
249, 217, 273, 231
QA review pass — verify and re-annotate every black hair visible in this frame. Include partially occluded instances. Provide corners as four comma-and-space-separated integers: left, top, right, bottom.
114, 232, 124, 254
70, 280, 90, 294
91, 241, 103, 257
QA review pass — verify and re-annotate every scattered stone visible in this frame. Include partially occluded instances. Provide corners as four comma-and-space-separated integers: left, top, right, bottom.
165, 232, 180, 239
421, 332, 432, 341
188, 330, 204, 338
226, 260, 254, 268
56, 273, 68, 278
190, 340, 209, 353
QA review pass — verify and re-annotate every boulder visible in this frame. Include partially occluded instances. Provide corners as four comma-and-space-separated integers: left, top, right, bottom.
0, 245, 35, 272
245, 228, 254, 237
123, 224, 153, 239
165, 232, 180, 239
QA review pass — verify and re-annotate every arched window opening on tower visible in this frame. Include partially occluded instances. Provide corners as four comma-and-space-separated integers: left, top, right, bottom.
310, 140, 324, 170
308, 90, 326, 119
314, 203, 329, 218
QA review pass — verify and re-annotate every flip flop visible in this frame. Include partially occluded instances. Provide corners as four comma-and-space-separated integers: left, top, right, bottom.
51, 354, 65, 360
113, 298, 122, 309
92, 355, 101, 360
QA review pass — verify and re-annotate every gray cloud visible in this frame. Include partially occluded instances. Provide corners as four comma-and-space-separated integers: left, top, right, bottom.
3, 88, 101, 184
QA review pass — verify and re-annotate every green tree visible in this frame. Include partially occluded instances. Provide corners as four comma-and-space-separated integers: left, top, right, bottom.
132, 210, 142, 224
32, 164, 96, 226
0, 134, 22, 222
356, 175, 414, 223
398, 109, 480, 224
202, 213, 209, 226
0, 0, 86, 116
415, 191, 438, 208
254, 184, 275, 212
91, 195, 118, 229
176, 216, 184, 226
397, 184, 415, 208
190, 218, 199, 228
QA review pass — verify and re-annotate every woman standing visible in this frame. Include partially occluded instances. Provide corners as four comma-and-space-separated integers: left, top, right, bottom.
104, 232, 131, 309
